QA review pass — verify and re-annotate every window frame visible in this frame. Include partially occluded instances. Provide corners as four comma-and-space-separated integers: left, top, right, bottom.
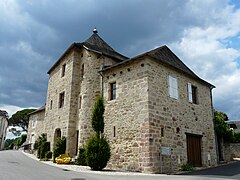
109, 82, 116, 100
61, 64, 66, 77
59, 92, 65, 108
81, 64, 84, 78
188, 82, 198, 104
168, 75, 178, 99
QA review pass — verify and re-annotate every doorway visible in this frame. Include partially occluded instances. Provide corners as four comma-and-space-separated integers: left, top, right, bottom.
186, 134, 202, 166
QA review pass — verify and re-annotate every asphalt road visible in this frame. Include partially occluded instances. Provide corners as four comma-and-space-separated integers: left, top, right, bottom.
0, 150, 238, 180
182, 161, 240, 179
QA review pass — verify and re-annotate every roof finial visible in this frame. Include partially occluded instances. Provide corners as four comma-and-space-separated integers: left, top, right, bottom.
93, 27, 98, 34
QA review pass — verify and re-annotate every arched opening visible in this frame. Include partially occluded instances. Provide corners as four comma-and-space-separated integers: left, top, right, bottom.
54, 128, 61, 147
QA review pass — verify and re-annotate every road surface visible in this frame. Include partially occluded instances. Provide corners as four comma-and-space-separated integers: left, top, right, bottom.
0, 150, 237, 180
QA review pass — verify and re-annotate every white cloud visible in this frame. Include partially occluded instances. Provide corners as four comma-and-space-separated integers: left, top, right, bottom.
170, 1, 240, 119
0, 105, 23, 117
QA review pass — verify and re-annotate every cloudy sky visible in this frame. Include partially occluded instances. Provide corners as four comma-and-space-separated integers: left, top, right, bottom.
0, 0, 240, 120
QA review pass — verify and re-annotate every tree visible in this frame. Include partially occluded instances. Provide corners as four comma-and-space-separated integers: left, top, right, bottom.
214, 111, 233, 161
91, 95, 105, 137
36, 133, 47, 159
85, 94, 111, 170
9, 109, 36, 133
214, 111, 233, 142
85, 135, 111, 170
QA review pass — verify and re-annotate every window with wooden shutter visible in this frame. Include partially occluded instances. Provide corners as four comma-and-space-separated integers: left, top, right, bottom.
168, 75, 178, 99
188, 83, 193, 103
188, 82, 198, 104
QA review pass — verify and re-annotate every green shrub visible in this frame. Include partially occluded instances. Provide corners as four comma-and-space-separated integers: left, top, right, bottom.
232, 132, 240, 143
181, 163, 194, 171
85, 135, 111, 170
33, 141, 38, 150
75, 147, 87, 166
40, 141, 50, 160
53, 136, 66, 163
45, 151, 52, 160
91, 95, 105, 136
36, 133, 47, 159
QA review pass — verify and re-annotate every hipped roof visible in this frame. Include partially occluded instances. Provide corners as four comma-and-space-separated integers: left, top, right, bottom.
48, 33, 128, 74
101, 45, 215, 88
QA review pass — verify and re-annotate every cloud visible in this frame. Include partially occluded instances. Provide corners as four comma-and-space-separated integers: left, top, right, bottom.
0, 0, 240, 120
170, 1, 240, 119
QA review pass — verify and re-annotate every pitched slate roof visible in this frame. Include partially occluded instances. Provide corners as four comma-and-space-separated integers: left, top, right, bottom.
147, 46, 200, 79
79, 33, 128, 61
102, 45, 214, 88
48, 32, 128, 74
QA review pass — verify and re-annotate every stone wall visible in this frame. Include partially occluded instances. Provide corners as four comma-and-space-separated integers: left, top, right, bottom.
0, 115, 8, 150
223, 143, 240, 162
146, 59, 217, 172
44, 48, 78, 154
44, 46, 119, 156
103, 58, 149, 172
26, 110, 45, 148
103, 57, 217, 173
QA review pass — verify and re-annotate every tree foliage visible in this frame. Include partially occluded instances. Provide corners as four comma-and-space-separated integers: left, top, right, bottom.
4, 134, 27, 149
232, 132, 240, 143
9, 109, 36, 132
85, 135, 111, 170
36, 133, 47, 159
85, 94, 111, 171
214, 111, 233, 142
53, 136, 66, 163
91, 95, 105, 136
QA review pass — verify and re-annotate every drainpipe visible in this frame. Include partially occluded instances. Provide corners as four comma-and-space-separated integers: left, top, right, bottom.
210, 85, 219, 164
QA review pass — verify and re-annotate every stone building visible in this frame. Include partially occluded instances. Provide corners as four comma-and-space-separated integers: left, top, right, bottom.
27, 29, 217, 173
0, 110, 8, 150
26, 105, 45, 149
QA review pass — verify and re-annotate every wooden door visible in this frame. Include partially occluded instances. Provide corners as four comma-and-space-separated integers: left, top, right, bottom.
186, 134, 202, 166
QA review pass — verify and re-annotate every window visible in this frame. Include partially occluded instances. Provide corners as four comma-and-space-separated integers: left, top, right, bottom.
81, 64, 84, 78
109, 82, 116, 100
188, 83, 198, 104
61, 64, 66, 77
59, 92, 65, 108
161, 127, 164, 137
79, 96, 82, 109
32, 120, 37, 128
168, 76, 178, 99
113, 126, 116, 137
50, 100, 53, 110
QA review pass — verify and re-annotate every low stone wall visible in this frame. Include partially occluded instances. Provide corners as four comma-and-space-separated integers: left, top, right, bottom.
223, 143, 240, 162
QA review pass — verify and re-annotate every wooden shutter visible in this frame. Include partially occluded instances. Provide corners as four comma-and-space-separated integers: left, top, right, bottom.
169, 76, 178, 99
188, 82, 193, 103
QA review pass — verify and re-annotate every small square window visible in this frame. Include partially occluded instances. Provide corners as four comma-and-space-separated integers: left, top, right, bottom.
59, 92, 65, 108
109, 82, 116, 100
